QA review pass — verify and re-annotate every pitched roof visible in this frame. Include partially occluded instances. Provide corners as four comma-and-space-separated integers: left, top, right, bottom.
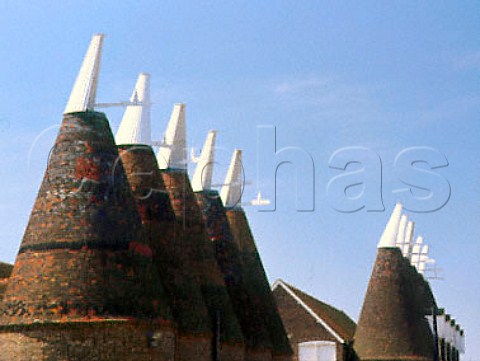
272, 279, 356, 343
0, 262, 13, 279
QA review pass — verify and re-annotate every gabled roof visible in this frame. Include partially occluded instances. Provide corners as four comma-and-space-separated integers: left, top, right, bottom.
272, 279, 356, 343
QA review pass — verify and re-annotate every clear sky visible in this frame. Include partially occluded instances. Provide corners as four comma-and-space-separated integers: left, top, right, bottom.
0, 1, 479, 358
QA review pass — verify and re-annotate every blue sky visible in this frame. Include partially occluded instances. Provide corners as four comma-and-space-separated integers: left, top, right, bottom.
1, 1, 479, 357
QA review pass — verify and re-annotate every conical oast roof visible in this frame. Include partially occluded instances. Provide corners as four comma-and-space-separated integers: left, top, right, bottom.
156, 107, 243, 358
225, 208, 293, 361
117, 144, 213, 359
195, 189, 273, 358
193, 134, 274, 358
220, 149, 293, 360
160, 168, 245, 359
0, 112, 172, 325
354, 246, 435, 360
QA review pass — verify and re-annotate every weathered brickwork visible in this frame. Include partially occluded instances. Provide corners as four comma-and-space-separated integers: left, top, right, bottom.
160, 170, 245, 360
0, 321, 175, 361
2, 249, 171, 323
226, 209, 293, 361
118, 144, 212, 361
0, 111, 296, 360
354, 247, 435, 361
0, 263, 11, 301
0, 112, 174, 359
195, 191, 273, 361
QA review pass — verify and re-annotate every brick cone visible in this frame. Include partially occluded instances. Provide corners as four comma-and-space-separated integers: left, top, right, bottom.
226, 208, 293, 361
354, 247, 435, 361
196, 190, 273, 361
118, 144, 212, 361
0, 112, 172, 325
160, 169, 245, 361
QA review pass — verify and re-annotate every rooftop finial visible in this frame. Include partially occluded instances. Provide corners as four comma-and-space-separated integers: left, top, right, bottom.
157, 103, 187, 170
115, 73, 151, 145
395, 214, 408, 249
220, 149, 243, 208
418, 244, 429, 273
410, 235, 424, 266
377, 203, 403, 248
192, 130, 217, 192
402, 221, 414, 257
64, 33, 104, 114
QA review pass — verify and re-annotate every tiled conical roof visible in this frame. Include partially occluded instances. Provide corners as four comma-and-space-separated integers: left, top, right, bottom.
155, 103, 243, 357
226, 208, 293, 361
194, 133, 275, 358
0, 112, 172, 325
220, 149, 293, 360
161, 168, 245, 359
354, 246, 435, 360
118, 144, 213, 359
196, 189, 273, 357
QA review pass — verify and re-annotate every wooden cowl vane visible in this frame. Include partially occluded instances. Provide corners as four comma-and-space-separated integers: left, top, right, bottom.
156, 105, 245, 360
354, 204, 435, 361
221, 150, 293, 361
193, 133, 275, 360
117, 143, 213, 360
0, 34, 171, 325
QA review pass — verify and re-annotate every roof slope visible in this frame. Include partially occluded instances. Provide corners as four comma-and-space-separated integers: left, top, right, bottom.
0, 112, 172, 325
0, 262, 13, 301
118, 144, 211, 336
354, 247, 435, 361
196, 190, 273, 352
273, 279, 356, 342
0, 262, 12, 279
227, 208, 293, 358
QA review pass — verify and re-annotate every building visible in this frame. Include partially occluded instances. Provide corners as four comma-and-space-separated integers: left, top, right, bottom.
220, 149, 295, 361
0, 34, 291, 361
272, 279, 356, 361
0, 33, 466, 361
0, 262, 12, 301
354, 203, 465, 361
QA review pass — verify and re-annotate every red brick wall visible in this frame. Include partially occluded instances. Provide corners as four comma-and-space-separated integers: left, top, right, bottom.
0, 321, 175, 361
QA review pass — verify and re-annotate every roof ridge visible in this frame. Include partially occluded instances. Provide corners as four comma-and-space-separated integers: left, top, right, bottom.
276, 279, 356, 341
